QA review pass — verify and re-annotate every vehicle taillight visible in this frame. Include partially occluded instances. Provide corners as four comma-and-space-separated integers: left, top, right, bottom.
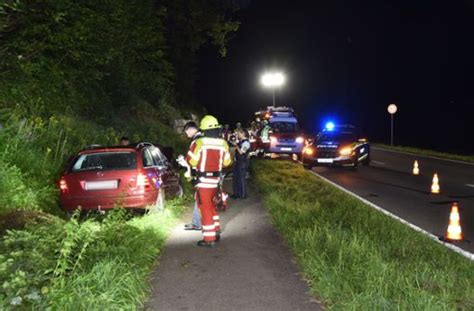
59, 178, 68, 192
136, 173, 152, 191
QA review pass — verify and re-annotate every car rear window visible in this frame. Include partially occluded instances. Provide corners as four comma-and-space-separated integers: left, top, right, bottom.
71, 152, 137, 172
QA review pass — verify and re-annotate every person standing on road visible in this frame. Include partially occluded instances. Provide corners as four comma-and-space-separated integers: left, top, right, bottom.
232, 129, 250, 199
186, 115, 232, 248
181, 121, 203, 231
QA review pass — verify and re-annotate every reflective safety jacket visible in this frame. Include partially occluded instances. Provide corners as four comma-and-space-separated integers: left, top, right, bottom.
186, 137, 232, 188
260, 125, 271, 142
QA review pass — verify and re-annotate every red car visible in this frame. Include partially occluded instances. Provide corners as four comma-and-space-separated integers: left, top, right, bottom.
59, 142, 182, 212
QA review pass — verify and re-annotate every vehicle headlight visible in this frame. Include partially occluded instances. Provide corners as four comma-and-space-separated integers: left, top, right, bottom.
303, 147, 314, 155
339, 146, 352, 156
296, 136, 304, 144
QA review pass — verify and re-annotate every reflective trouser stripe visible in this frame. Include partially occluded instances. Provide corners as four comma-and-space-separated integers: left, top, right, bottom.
197, 183, 218, 188
197, 187, 218, 242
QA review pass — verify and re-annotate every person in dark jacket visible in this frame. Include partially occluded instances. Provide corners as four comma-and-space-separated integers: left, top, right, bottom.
232, 129, 250, 199
182, 121, 203, 231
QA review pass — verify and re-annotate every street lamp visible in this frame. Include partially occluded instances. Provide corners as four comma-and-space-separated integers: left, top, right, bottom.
261, 71, 285, 106
387, 104, 398, 146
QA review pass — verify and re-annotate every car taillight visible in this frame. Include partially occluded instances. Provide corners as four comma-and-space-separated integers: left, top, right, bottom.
59, 178, 68, 192
136, 173, 152, 191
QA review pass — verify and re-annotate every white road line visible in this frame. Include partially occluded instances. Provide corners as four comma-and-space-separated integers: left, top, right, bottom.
372, 146, 474, 166
310, 170, 474, 261
371, 160, 385, 166
466, 184, 474, 188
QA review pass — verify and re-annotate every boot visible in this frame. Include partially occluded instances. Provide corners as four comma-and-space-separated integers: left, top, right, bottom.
197, 240, 216, 248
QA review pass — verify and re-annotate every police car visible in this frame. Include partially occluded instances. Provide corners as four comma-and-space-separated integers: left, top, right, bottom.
301, 123, 370, 169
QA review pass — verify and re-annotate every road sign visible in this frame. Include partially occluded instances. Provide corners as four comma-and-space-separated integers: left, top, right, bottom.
387, 104, 397, 145
387, 104, 397, 115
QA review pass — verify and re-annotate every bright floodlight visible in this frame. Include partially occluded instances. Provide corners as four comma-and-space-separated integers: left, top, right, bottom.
261, 72, 285, 88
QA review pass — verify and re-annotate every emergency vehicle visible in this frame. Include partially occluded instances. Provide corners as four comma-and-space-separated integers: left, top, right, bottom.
254, 106, 305, 159
301, 123, 370, 169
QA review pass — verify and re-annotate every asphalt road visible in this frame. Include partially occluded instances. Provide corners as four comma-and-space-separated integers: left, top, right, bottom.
311, 147, 474, 253
145, 184, 321, 311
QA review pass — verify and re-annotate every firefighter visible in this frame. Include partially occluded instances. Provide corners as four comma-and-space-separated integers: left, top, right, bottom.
231, 129, 250, 199
186, 115, 232, 248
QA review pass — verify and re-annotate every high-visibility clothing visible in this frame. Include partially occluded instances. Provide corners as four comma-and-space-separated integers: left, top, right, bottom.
196, 188, 219, 242
186, 136, 231, 242
186, 137, 232, 188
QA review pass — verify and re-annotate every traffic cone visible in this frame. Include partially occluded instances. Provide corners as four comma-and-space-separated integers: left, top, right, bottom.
445, 202, 463, 242
412, 160, 420, 175
431, 173, 440, 194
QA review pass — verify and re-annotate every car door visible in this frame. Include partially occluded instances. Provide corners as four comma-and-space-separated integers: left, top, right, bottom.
149, 147, 180, 196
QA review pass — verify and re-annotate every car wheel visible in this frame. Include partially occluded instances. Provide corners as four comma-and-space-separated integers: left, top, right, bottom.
350, 157, 359, 171
362, 153, 371, 166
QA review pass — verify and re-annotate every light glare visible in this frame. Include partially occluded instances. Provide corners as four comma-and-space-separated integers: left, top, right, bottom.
261, 72, 285, 87
325, 122, 335, 131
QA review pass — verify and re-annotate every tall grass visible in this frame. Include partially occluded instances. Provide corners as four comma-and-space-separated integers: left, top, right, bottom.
0, 197, 188, 310
0, 107, 190, 309
252, 160, 474, 310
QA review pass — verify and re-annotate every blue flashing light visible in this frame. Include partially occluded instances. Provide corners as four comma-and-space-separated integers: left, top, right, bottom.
325, 121, 335, 131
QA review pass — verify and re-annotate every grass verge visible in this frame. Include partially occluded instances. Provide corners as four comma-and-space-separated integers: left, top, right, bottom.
374, 144, 474, 163
251, 160, 474, 310
0, 197, 189, 310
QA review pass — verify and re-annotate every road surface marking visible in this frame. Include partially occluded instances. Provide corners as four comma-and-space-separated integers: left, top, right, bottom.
310, 170, 474, 261
372, 146, 474, 166
371, 160, 385, 166
466, 184, 474, 188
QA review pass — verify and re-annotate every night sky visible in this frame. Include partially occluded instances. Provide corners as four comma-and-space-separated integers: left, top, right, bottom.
196, 0, 474, 154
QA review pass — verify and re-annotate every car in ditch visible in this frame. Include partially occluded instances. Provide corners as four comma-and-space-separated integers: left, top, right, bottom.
58, 142, 182, 212
301, 123, 370, 169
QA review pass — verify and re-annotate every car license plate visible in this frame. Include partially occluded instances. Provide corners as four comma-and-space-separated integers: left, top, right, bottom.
280, 147, 292, 151
317, 158, 333, 163
85, 180, 118, 190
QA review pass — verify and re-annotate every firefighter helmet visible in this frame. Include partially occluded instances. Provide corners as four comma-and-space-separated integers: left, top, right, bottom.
200, 115, 221, 130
